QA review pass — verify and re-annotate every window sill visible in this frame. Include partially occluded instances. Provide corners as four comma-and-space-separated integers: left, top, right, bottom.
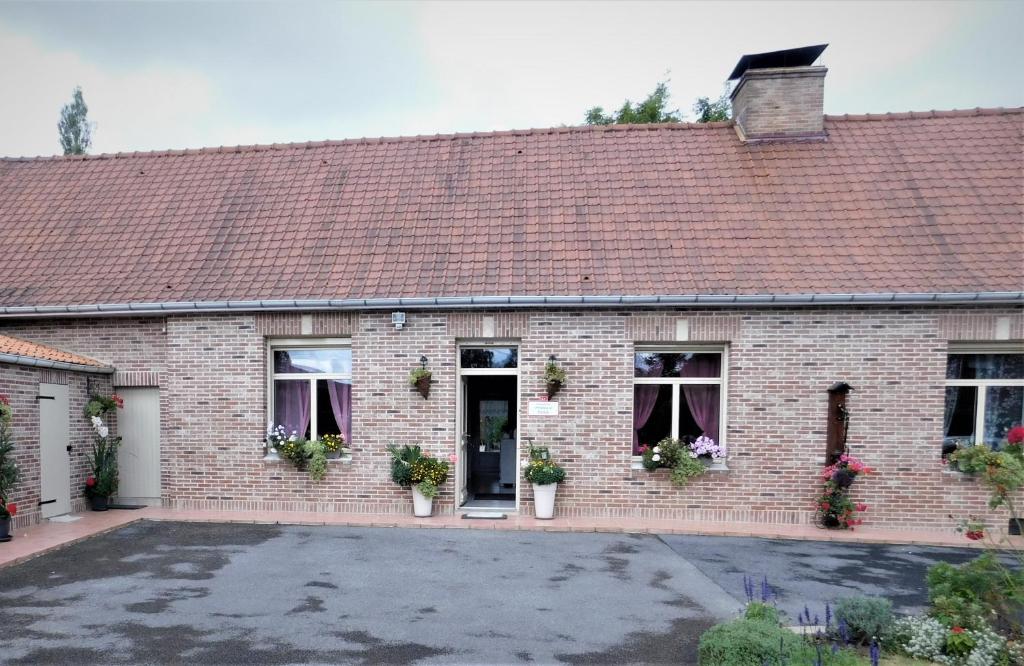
263, 453, 353, 464
630, 458, 729, 472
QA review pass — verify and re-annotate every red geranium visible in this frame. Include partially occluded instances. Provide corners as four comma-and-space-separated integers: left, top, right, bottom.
951, 626, 965, 634
1008, 425, 1024, 445
965, 530, 984, 541
86, 476, 96, 487
112, 394, 124, 409
4, 503, 15, 517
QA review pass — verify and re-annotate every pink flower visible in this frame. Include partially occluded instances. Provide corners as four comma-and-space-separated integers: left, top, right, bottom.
448, 454, 458, 463
0, 394, 8, 405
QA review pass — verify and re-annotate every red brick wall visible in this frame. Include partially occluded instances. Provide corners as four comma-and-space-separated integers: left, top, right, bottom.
1, 306, 1020, 532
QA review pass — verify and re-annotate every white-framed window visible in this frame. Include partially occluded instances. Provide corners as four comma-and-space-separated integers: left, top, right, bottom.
944, 345, 1023, 450
632, 346, 727, 456
268, 339, 352, 443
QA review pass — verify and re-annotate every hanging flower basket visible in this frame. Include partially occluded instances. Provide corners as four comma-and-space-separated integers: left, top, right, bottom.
409, 367, 432, 400
544, 360, 566, 400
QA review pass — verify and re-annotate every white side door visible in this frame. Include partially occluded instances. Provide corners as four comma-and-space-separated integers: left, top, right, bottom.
39, 383, 71, 518
116, 388, 161, 504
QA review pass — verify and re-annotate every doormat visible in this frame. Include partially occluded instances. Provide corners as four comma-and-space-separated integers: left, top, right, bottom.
108, 504, 147, 510
461, 512, 508, 520
48, 515, 82, 523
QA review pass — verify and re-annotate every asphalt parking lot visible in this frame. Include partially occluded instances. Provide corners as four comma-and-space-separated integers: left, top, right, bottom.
0, 521, 982, 664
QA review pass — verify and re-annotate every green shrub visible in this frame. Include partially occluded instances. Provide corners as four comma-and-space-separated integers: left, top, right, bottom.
303, 439, 327, 482
927, 553, 1024, 633
744, 602, 780, 624
670, 454, 708, 487
835, 596, 894, 644
698, 618, 805, 665
698, 618, 862, 665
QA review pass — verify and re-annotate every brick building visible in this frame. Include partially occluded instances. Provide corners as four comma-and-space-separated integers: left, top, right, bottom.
1, 46, 1021, 532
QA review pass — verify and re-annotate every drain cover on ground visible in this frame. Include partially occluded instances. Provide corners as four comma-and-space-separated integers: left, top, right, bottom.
48, 515, 82, 523
461, 512, 508, 520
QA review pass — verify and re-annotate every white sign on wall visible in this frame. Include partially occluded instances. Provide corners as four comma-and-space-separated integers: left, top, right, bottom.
527, 401, 559, 416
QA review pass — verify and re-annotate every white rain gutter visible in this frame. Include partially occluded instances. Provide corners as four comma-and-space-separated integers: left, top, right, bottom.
0, 292, 1020, 319
0, 352, 114, 374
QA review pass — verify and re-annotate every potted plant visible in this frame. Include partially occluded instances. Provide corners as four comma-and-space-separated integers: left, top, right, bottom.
544, 359, 566, 399
638, 436, 725, 487
816, 453, 873, 529
387, 444, 451, 516
523, 447, 566, 519
321, 433, 347, 460
272, 427, 329, 481
409, 367, 432, 399
84, 395, 122, 511
0, 395, 20, 542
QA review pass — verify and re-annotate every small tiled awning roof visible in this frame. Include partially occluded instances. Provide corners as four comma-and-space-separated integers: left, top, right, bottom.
0, 334, 113, 373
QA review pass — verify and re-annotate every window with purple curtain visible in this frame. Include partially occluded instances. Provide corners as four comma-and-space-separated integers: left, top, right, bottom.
634, 350, 725, 455
272, 347, 353, 443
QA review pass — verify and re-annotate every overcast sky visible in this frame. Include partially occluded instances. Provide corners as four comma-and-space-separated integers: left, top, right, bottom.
1, 0, 1021, 157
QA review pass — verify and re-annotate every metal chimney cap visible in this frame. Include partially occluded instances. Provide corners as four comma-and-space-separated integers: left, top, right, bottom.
728, 44, 828, 80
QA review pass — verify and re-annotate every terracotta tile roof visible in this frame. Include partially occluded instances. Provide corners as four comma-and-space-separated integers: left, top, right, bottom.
0, 334, 108, 368
0, 108, 1020, 308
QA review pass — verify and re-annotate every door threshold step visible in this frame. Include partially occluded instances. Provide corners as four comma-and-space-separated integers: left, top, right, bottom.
47, 515, 82, 523
461, 512, 509, 520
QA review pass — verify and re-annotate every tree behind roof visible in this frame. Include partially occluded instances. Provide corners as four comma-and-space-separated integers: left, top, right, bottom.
58, 86, 93, 156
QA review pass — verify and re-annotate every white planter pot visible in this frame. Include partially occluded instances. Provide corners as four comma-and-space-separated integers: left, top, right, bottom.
532, 482, 558, 519
411, 486, 434, 517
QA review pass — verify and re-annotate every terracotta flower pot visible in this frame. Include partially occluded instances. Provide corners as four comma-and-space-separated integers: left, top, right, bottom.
414, 376, 431, 399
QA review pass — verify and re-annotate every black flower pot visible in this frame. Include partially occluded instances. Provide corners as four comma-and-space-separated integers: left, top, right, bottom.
90, 495, 110, 512
0, 517, 11, 542
821, 515, 843, 529
831, 469, 856, 489
546, 380, 563, 400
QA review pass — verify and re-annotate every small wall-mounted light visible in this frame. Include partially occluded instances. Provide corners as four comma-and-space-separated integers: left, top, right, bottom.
391, 311, 406, 330
420, 355, 428, 369
548, 354, 557, 363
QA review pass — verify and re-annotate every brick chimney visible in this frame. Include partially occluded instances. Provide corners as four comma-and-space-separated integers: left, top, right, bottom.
728, 44, 828, 142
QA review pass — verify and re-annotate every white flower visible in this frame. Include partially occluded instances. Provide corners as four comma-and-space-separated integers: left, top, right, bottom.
652, 446, 661, 453
521, 459, 529, 468
689, 452, 698, 458
98, 426, 109, 438
651, 454, 661, 462
288, 435, 297, 442
91, 415, 103, 428
270, 447, 278, 454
